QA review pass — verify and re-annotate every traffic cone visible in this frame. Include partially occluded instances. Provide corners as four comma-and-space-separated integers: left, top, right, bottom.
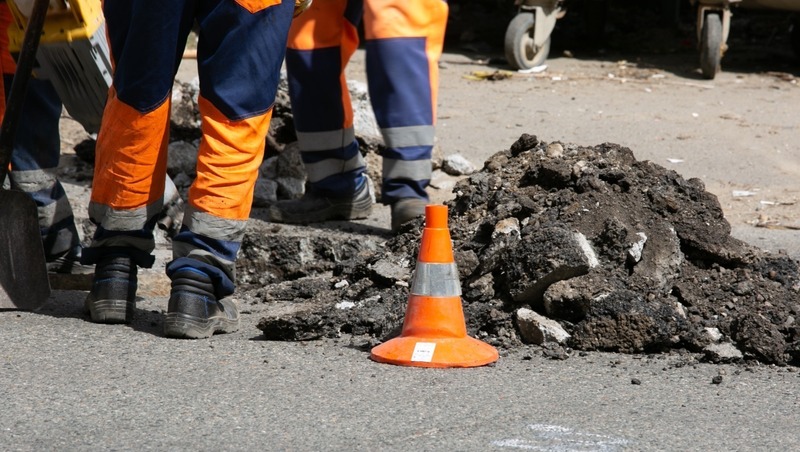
370, 204, 498, 368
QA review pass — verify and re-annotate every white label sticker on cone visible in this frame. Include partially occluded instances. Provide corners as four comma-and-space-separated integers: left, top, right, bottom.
411, 342, 436, 362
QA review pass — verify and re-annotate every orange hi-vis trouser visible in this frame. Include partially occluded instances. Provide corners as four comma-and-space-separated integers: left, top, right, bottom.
0, 2, 13, 101
285, 0, 448, 203
0, 2, 81, 260
86, 0, 294, 297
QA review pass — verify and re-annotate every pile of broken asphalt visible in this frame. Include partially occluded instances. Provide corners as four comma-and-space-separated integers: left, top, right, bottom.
240, 134, 800, 367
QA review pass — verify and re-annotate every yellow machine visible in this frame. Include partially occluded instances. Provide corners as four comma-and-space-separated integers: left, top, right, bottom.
6, 0, 111, 134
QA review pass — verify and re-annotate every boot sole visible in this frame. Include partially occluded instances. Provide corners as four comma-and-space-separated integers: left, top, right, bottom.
164, 312, 239, 339
85, 299, 132, 324
270, 203, 373, 224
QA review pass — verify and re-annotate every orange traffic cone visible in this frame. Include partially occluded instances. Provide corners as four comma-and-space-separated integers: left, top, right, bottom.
370, 204, 499, 368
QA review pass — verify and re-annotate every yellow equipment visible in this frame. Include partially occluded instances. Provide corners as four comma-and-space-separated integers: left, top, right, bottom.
6, 0, 111, 134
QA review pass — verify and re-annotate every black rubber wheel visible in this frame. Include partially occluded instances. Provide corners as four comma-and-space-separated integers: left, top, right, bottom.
504, 12, 552, 70
700, 12, 722, 79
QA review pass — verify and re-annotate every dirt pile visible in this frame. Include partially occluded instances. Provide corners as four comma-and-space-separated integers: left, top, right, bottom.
246, 134, 800, 366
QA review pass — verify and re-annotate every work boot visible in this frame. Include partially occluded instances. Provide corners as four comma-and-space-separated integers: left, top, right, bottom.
164, 269, 239, 339
84, 254, 137, 324
391, 198, 428, 232
47, 245, 94, 275
268, 177, 374, 224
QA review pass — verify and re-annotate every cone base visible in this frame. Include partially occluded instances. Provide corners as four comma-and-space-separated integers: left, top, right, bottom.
370, 336, 499, 368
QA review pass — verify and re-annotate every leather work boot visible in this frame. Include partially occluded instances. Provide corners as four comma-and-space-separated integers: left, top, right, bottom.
47, 245, 94, 275
164, 269, 239, 339
391, 198, 428, 232
84, 254, 138, 324
268, 177, 374, 224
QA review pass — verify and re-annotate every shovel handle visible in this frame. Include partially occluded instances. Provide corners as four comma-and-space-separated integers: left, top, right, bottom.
0, 0, 50, 187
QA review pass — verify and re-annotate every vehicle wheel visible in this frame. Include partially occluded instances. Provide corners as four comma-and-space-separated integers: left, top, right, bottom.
504, 13, 552, 70
700, 12, 722, 79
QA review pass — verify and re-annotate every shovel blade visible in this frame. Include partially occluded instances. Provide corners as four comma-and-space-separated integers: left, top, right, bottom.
0, 189, 51, 310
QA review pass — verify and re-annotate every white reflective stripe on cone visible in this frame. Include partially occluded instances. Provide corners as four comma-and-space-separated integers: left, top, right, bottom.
410, 262, 461, 296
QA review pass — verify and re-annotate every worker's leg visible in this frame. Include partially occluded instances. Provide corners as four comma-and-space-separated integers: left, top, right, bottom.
0, 4, 84, 268
269, 0, 374, 225
363, 0, 448, 229
164, 0, 294, 338
83, 0, 196, 323
5, 78, 84, 264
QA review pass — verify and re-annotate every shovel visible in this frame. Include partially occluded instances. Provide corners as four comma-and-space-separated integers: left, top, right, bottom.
0, 0, 53, 310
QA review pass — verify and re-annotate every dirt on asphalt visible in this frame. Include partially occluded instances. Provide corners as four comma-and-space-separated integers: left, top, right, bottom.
52, 1, 800, 367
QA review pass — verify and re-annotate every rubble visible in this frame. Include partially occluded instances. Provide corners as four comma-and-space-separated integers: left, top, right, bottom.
243, 134, 800, 367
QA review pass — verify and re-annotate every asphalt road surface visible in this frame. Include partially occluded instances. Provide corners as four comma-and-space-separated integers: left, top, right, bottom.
2, 289, 799, 450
